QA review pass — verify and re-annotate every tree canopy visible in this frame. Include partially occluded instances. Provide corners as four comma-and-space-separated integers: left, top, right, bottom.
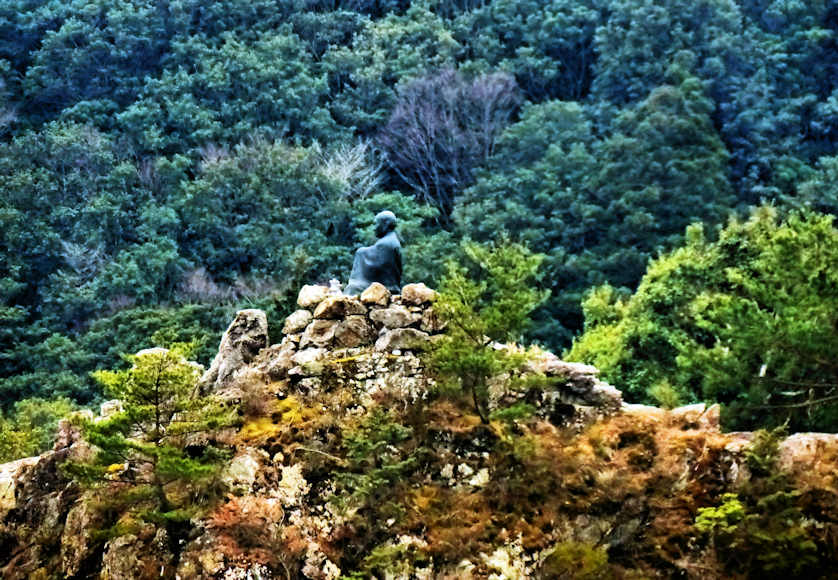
1, 0, 837, 433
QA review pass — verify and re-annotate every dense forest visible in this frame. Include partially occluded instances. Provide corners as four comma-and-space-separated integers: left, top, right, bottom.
2, 0, 838, 443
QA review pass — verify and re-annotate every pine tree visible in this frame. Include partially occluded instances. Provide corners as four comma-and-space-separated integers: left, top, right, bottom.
68, 344, 235, 535
429, 241, 547, 423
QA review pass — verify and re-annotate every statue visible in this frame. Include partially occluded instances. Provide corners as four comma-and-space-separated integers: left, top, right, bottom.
344, 210, 402, 295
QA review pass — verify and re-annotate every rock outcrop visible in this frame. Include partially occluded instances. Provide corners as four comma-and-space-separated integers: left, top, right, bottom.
199, 308, 269, 396
2, 283, 838, 579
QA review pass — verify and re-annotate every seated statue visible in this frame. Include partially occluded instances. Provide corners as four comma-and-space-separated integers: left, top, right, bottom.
345, 210, 402, 295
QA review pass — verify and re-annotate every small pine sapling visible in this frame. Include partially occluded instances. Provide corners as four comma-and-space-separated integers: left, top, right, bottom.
429, 240, 548, 423
67, 343, 236, 539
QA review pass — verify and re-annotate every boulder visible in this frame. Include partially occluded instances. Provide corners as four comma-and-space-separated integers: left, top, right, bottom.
369, 305, 421, 329
299, 319, 339, 349
313, 295, 367, 319
61, 502, 104, 576
780, 433, 838, 471
297, 285, 330, 309
670, 403, 721, 430
401, 283, 437, 305
335, 315, 375, 348
99, 399, 123, 419
283, 309, 313, 335
199, 309, 269, 393
0, 456, 40, 512
420, 307, 446, 333
221, 448, 265, 494
360, 282, 391, 306
258, 341, 297, 381
292, 348, 327, 367
100, 527, 174, 579
375, 328, 431, 352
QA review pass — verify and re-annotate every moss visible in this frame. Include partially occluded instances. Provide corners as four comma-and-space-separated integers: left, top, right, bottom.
541, 541, 612, 579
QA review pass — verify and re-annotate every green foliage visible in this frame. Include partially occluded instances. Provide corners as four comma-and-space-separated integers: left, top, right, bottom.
333, 407, 417, 513
4, 0, 838, 437
0, 397, 77, 462
695, 493, 746, 537
430, 240, 547, 423
569, 208, 838, 431
695, 428, 822, 578
68, 345, 235, 531
175, 139, 353, 284
457, 75, 734, 350
540, 540, 612, 580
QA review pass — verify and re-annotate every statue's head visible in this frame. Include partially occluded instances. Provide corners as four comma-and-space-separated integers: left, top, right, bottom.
374, 210, 397, 238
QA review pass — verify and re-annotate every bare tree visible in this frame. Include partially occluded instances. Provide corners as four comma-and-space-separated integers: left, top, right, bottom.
377, 69, 520, 218
317, 140, 383, 200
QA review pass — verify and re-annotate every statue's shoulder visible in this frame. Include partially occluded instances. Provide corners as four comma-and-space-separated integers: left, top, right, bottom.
380, 231, 402, 248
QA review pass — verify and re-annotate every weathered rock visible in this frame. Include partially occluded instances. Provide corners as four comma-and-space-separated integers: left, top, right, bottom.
0, 456, 39, 512
283, 309, 313, 334
292, 348, 327, 367
256, 340, 297, 381
360, 282, 391, 306
401, 282, 437, 305
671, 402, 721, 430
199, 309, 269, 393
61, 501, 104, 576
99, 399, 123, 419
313, 295, 367, 319
297, 284, 330, 309
300, 319, 339, 348
290, 347, 330, 376
369, 304, 421, 329
334, 315, 375, 348
780, 432, 838, 471
375, 328, 431, 352
533, 352, 622, 411
420, 306, 446, 333
221, 449, 265, 494
100, 527, 174, 579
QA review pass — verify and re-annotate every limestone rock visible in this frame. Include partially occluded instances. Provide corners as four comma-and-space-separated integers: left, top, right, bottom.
335, 315, 375, 348
100, 527, 174, 579
360, 282, 391, 306
369, 304, 421, 329
298, 284, 330, 309
313, 295, 367, 319
300, 319, 339, 348
670, 402, 721, 430
375, 328, 431, 352
283, 309, 313, 334
200, 309, 269, 393
257, 341, 297, 381
420, 307, 446, 333
222, 449, 265, 494
401, 282, 437, 305
61, 502, 104, 576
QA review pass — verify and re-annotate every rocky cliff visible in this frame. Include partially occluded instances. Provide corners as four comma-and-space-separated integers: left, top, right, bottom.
1, 283, 837, 579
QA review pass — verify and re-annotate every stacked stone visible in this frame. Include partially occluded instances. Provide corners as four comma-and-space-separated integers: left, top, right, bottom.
284, 281, 442, 353
254, 282, 444, 396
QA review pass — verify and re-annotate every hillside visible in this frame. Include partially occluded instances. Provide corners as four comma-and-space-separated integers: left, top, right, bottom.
2, 284, 837, 579
3, 0, 838, 420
